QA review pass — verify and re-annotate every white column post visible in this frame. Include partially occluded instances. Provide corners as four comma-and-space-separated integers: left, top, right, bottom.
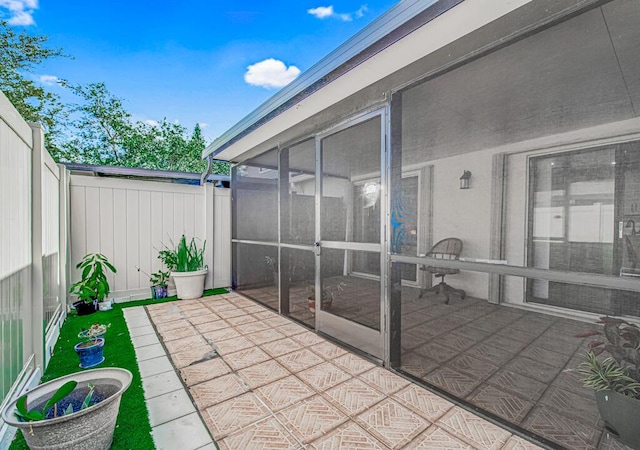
58, 165, 70, 312
29, 123, 45, 372
205, 183, 215, 290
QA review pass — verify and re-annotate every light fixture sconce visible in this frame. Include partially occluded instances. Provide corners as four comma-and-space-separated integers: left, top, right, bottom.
460, 170, 472, 190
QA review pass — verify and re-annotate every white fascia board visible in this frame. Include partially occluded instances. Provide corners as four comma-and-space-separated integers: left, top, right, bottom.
211, 0, 532, 162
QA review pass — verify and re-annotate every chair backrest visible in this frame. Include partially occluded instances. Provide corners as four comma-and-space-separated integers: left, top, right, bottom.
427, 238, 463, 260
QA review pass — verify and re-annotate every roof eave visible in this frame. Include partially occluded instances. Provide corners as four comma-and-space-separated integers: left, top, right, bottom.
203, 0, 457, 160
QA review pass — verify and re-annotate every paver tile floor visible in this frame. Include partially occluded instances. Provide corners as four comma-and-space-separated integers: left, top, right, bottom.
240, 278, 634, 450
142, 292, 546, 449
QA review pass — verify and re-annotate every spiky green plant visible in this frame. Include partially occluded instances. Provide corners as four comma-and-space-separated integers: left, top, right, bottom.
173, 235, 206, 272
578, 352, 640, 398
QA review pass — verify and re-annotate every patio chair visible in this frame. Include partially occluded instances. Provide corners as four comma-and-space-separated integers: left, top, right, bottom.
418, 238, 466, 304
624, 235, 639, 270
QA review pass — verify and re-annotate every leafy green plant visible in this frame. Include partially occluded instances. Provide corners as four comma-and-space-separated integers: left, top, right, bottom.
14, 381, 95, 422
157, 249, 177, 272
172, 235, 206, 272
150, 270, 169, 287
70, 254, 117, 303
576, 316, 640, 398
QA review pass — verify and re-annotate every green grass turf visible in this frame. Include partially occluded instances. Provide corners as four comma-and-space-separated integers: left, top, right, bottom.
9, 288, 227, 449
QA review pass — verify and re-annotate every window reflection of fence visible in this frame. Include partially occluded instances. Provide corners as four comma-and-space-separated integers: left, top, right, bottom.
43, 253, 60, 331
0, 266, 30, 407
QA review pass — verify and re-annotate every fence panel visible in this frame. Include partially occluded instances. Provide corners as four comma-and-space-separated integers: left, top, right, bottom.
0, 92, 34, 410
68, 176, 230, 300
42, 154, 60, 330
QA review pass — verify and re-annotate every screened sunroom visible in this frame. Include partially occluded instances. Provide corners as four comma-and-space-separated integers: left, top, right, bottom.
204, 0, 640, 447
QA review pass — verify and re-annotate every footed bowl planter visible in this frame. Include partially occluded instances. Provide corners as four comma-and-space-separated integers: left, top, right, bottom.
171, 269, 207, 300
596, 390, 640, 448
1, 368, 132, 450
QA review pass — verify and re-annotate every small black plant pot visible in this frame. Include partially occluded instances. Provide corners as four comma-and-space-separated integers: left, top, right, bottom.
73, 300, 97, 316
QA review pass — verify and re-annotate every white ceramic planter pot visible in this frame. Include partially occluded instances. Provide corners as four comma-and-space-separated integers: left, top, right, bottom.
1, 368, 132, 450
166, 275, 177, 297
171, 269, 208, 300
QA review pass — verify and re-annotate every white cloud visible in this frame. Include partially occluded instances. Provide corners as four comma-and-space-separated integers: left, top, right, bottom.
307, 4, 367, 22
198, 122, 209, 129
307, 6, 333, 19
0, 0, 38, 26
145, 119, 159, 127
244, 58, 300, 89
39, 74, 59, 86
355, 5, 368, 18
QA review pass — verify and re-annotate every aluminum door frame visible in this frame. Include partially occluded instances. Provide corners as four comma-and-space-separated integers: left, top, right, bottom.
314, 108, 387, 360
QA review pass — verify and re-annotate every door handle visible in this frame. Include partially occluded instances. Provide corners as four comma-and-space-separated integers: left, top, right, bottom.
314, 241, 321, 256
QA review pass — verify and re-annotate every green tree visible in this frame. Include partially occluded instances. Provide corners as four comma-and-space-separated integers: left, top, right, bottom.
57, 81, 133, 165
0, 19, 66, 150
59, 82, 229, 174
0, 22, 229, 175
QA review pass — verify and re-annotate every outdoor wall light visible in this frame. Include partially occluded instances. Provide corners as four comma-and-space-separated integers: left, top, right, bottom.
460, 170, 472, 189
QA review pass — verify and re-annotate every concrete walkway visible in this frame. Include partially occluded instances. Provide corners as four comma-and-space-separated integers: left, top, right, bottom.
123, 293, 543, 449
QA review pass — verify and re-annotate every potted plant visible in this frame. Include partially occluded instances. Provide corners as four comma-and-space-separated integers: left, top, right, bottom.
1, 368, 132, 450
307, 282, 345, 312
576, 317, 640, 448
150, 270, 169, 299
136, 265, 170, 299
77, 323, 109, 340
265, 256, 279, 286
75, 323, 108, 369
158, 247, 178, 296
70, 253, 117, 316
166, 235, 207, 300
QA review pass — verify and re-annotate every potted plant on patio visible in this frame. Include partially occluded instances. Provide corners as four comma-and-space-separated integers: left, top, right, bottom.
576, 316, 640, 448
74, 323, 108, 369
165, 235, 207, 300
158, 246, 178, 296
136, 265, 170, 299
1, 368, 132, 450
307, 281, 345, 312
150, 269, 169, 299
70, 253, 117, 316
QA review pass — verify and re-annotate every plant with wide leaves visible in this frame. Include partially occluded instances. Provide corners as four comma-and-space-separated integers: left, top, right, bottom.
15, 381, 95, 421
70, 253, 117, 303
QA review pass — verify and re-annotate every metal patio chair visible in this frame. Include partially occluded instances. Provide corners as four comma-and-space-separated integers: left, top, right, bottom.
418, 237, 466, 304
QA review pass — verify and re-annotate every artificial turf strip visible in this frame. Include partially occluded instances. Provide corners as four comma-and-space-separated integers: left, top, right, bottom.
9, 288, 227, 450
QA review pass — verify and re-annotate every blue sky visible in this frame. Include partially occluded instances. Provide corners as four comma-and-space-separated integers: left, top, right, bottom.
1, 0, 398, 142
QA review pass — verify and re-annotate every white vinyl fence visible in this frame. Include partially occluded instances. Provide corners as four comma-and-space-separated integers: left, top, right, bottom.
0, 89, 231, 446
69, 176, 231, 300
0, 93, 68, 448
